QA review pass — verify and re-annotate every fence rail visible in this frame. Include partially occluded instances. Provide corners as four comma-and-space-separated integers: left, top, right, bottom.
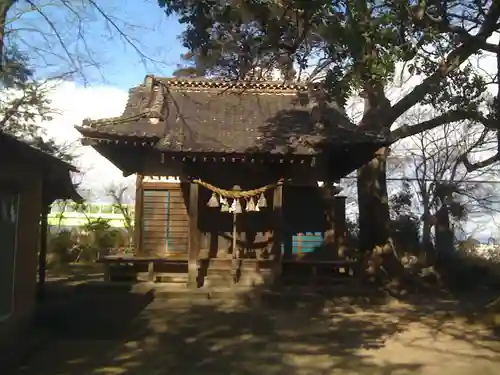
48, 201, 135, 228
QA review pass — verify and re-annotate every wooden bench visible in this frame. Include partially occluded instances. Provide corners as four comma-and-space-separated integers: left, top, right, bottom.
97, 256, 188, 282
281, 259, 359, 285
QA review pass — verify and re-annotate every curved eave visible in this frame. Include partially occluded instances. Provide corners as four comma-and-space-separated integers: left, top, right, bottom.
75, 125, 159, 138
76, 126, 160, 147
44, 169, 83, 205
75, 129, 152, 176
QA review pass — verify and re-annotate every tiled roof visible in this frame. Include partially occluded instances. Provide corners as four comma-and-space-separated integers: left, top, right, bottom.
76, 76, 388, 155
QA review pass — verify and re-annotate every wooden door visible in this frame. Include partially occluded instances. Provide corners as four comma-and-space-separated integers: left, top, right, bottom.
142, 188, 188, 256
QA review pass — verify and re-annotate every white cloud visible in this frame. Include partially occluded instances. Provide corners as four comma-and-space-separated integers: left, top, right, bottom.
40, 81, 134, 197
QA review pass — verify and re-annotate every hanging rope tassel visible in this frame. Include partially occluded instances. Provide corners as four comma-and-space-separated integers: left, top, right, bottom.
257, 192, 267, 208
234, 199, 242, 214
207, 193, 219, 207
246, 197, 256, 212
193, 178, 283, 200
220, 197, 229, 212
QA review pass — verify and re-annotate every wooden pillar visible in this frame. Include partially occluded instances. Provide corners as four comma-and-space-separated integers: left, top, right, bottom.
103, 264, 111, 282
188, 181, 200, 288
134, 174, 144, 254
272, 184, 284, 279
333, 196, 347, 258
321, 182, 336, 256
37, 202, 49, 302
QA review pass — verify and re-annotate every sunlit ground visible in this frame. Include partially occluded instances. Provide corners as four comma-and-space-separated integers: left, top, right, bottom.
11, 264, 500, 375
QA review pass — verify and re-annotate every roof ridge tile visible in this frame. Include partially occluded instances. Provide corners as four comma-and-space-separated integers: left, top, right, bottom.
142, 75, 320, 94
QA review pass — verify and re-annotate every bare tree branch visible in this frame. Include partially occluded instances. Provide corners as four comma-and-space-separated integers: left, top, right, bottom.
105, 182, 134, 238
412, 6, 499, 53
393, 106, 500, 246
390, 109, 496, 142
461, 152, 500, 172
388, 2, 500, 124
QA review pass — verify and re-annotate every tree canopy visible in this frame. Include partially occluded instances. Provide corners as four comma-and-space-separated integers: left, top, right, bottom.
159, 0, 499, 159
159, 0, 500, 253
0, 45, 74, 160
0, 0, 161, 162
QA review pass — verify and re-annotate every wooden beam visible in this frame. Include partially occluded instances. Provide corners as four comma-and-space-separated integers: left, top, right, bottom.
134, 174, 144, 254
147, 261, 155, 282
320, 181, 337, 258
333, 196, 347, 258
187, 181, 200, 288
272, 184, 284, 281
37, 203, 49, 302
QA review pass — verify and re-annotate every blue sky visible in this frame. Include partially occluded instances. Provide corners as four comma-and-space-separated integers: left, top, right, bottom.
9, 0, 187, 89
4, 1, 190, 196
6, 2, 500, 239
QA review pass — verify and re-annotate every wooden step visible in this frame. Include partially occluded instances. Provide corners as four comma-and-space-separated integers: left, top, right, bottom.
202, 266, 273, 275
197, 258, 274, 271
202, 268, 270, 288
202, 274, 234, 288
154, 273, 188, 284
203, 270, 273, 282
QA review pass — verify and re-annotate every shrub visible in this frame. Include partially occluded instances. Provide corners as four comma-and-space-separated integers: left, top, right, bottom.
48, 230, 76, 264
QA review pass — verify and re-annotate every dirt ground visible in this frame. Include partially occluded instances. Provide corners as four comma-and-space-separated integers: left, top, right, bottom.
7, 265, 500, 375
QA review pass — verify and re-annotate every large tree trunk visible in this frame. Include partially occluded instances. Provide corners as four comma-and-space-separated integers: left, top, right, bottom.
357, 148, 390, 254
357, 147, 407, 282
435, 204, 454, 262
422, 217, 434, 261
357, 90, 392, 260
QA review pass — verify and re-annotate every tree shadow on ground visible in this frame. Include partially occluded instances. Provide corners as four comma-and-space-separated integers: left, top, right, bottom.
10, 282, 500, 375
